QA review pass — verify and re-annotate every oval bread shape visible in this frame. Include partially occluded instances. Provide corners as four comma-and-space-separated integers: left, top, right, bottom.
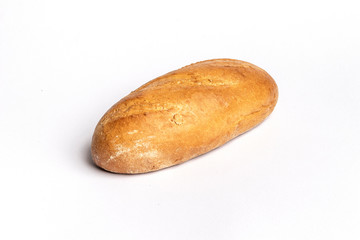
91, 59, 278, 174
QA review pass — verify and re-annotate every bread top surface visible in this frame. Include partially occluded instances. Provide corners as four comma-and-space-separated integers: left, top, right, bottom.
91, 59, 278, 173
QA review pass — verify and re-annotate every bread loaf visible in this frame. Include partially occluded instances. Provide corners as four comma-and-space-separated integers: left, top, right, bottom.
91, 59, 278, 174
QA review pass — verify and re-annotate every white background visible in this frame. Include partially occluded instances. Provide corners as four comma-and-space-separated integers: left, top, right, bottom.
1, 0, 359, 239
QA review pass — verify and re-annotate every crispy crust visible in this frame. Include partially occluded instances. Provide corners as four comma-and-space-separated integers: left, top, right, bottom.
91, 59, 278, 173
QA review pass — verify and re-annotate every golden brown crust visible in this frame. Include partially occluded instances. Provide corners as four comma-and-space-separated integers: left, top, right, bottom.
91, 59, 278, 174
